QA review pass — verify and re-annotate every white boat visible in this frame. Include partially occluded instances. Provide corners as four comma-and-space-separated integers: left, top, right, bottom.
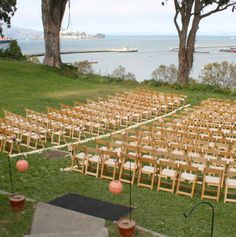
0, 36, 13, 44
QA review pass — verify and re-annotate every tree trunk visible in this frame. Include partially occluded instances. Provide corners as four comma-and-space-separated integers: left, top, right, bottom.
177, 47, 190, 84
41, 0, 68, 68
176, 18, 200, 84
177, 31, 190, 84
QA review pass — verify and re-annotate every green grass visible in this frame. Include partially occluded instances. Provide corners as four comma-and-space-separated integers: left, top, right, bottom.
1, 59, 236, 237
1, 154, 236, 237
0, 194, 35, 237
0, 60, 136, 116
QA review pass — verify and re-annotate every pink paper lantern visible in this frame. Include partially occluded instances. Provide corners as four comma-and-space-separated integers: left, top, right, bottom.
16, 160, 29, 173
109, 180, 123, 195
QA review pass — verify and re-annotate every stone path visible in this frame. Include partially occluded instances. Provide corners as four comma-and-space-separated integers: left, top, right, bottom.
24, 202, 108, 237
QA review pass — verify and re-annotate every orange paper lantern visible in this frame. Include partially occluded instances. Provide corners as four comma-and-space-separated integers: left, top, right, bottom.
16, 160, 29, 173
109, 180, 123, 195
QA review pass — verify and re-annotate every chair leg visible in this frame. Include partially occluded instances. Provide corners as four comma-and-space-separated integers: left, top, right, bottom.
201, 181, 206, 200
216, 185, 221, 202
137, 170, 142, 186
9, 143, 13, 155
131, 169, 136, 185
112, 166, 116, 180
100, 163, 105, 179
224, 185, 228, 203
176, 178, 181, 194
85, 161, 89, 175
119, 167, 123, 180
157, 175, 161, 191
191, 181, 196, 198
151, 173, 155, 190
171, 178, 176, 193
96, 162, 100, 178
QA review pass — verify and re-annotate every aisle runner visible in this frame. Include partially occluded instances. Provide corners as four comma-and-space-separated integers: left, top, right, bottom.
10, 104, 191, 158
49, 193, 132, 221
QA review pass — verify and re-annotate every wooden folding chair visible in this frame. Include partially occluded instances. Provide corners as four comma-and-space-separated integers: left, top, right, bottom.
71, 119, 84, 140
91, 116, 105, 135
176, 164, 198, 198
119, 152, 138, 185
71, 144, 87, 174
201, 167, 223, 202
111, 133, 125, 147
85, 147, 102, 178
157, 160, 178, 193
100, 150, 120, 180
153, 140, 169, 158
137, 156, 157, 190
95, 139, 110, 151
190, 156, 207, 174
0, 127, 4, 152
125, 136, 140, 147
27, 126, 45, 150
224, 171, 236, 203
171, 154, 189, 167
208, 159, 226, 188
51, 123, 66, 145
2, 130, 20, 155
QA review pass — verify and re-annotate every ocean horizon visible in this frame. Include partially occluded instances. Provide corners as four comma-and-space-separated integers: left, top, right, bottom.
18, 35, 236, 81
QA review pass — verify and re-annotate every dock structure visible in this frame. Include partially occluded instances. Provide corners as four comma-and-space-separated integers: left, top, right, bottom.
26, 48, 138, 57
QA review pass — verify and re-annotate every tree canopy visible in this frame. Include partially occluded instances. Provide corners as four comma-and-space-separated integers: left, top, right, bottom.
162, 0, 236, 84
0, 0, 17, 27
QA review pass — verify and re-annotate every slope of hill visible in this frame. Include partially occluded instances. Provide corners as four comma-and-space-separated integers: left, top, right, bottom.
2, 26, 43, 40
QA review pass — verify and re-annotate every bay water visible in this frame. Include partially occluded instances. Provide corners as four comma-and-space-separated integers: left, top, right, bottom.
18, 35, 236, 81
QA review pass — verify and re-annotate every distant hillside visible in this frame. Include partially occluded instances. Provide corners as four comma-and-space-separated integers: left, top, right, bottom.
2, 26, 43, 40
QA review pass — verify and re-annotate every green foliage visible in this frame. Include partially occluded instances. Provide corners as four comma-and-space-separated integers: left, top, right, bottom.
0, 0, 17, 27
110, 65, 138, 84
142, 78, 236, 96
0, 40, 25, 60
151, 64, 178, 83
26, 56, 40, 64
74, 60, 94, 75
200, 61, 236, 88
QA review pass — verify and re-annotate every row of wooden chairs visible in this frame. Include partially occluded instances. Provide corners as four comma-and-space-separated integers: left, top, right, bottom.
70, 143, 236, 203
0, 90, 186, 153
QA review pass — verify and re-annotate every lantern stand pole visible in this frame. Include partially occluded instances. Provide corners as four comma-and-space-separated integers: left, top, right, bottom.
129, 156, 132, 222
8, 156, 14, 194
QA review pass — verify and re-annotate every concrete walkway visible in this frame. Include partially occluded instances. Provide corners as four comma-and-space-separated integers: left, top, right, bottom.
24, 202, 108, 237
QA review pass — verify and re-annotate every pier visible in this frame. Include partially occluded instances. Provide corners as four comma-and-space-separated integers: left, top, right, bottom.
26, 48, 138, 57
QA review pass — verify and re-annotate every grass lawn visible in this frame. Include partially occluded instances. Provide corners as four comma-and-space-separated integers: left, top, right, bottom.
1, 59, 236, 237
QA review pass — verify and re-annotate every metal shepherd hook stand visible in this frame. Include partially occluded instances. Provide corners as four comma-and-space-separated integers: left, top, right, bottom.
129, 156, 132, 222
8, 156, 14, 194
183, 201, 215, 237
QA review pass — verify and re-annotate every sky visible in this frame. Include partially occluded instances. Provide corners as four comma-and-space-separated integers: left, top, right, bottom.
10, 0, 236, 35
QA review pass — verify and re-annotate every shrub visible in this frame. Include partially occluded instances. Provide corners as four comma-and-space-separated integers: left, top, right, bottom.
151, 64, 178, 83
0, 40, 25, 60
200, 61, 236, 88
110, 65, 137, 84
26, 56, 40, 64
74, 60, 94, 75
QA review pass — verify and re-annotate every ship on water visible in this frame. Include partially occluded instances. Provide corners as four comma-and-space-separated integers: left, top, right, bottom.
0, 36, 13, 44
0, 24, 14, 44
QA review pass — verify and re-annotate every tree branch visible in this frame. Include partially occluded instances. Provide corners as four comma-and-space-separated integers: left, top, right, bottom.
174, 10, 181, 35
201, 2, 236, 18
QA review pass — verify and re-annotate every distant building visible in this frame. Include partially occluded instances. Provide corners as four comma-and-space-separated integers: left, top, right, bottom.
60, 31, 105, 39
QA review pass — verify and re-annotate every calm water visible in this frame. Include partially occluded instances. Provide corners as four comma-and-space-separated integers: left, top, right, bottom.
18, 35, 236, 81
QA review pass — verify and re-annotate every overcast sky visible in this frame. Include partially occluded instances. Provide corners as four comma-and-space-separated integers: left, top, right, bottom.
10, 0, 236, 35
